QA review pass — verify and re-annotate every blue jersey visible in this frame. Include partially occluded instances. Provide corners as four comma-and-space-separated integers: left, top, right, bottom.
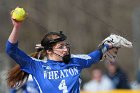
6, 41, 108, 93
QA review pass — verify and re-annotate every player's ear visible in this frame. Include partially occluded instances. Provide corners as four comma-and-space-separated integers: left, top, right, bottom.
46, 50, 52, 54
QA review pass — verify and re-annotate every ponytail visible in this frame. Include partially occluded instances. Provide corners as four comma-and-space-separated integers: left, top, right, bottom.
7, 64, 28, 88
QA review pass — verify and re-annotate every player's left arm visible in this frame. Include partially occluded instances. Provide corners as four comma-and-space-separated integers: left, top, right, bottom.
86, 44, 111, 67
72, 44, 111, 68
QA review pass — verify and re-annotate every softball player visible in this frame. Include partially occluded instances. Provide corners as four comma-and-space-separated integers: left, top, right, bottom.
6, 19, 112, 93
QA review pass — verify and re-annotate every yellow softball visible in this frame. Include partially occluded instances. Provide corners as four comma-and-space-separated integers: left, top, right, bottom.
11, 7, 27, 21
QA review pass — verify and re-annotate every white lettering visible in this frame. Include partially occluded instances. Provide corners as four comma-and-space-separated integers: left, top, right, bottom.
48, 71, 54, 79
44, 71, 48, 78
54, 71, 59, 79
43, 67, 79, 80
69, 68, 74, 76
73, 67, 78, 75
60, 70, 65, 78
63, 69, 69, 77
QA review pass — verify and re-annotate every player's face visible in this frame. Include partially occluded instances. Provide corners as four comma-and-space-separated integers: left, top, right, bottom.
51, 41, 70, 61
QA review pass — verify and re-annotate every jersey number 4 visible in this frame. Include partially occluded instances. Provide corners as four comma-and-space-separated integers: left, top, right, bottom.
58, 80, 68, 93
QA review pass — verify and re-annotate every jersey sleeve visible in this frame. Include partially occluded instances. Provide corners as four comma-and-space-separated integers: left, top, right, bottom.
72, 50, 102, 68
6, 41, 36, 74
72, 44, 110, 68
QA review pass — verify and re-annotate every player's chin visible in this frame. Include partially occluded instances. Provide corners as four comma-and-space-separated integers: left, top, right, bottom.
62, 52, 69, 55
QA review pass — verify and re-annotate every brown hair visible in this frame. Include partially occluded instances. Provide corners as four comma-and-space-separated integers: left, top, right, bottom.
7, 51, 46, 88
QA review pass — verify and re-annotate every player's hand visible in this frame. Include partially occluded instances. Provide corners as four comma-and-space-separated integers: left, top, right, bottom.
11, 18, 22, 29
99, 34, 132, 62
